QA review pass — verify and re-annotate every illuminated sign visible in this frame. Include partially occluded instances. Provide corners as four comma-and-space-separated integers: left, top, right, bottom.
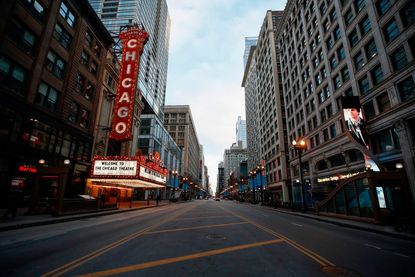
376, 187, 387, 208
139, 167, 167, 184
18, 165, 38, 173
93, 160, 138, 177
110, 26, 148, 141
317, 171, 364, 183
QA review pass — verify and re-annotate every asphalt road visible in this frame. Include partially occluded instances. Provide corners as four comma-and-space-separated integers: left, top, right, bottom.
0, 200, 414, 276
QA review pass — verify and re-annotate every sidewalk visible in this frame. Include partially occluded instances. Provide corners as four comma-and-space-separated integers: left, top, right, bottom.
0, 200, 172, 232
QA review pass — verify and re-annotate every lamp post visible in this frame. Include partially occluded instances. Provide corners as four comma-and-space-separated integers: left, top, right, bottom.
250, 171, 256, 203
183, 177, 188, 200
171, 170, 178, 201
292, 139, 307, 212
257, 165, 265, 204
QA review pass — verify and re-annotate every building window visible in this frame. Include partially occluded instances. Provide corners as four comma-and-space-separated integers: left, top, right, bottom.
35, 82, 59, 112
383, 19, 399, 43
345, 8, 354, 26
0, 55, 26, 95
333, 26, 341, 41
349, 29, 359, 48
59, 2, 77, 27
365, 39, 377, 59
22, 0, 45, 20
371, 65, 384, 86
359, 76, 370, 94
376, 0, 393, 17
75, 73, 85, 92
354, 52, 365, 70
400, 2, 415, 27
390, 46, 408, 71
337, 45, 346, 60
45, 50, 66, 79
377, 92, 391, 113
359, 15, 372, 35
398, 76, 415, 101
330, 56, 337, 69
323, 128, 329, 141
53, 24, 72, 49
326, 37, 334, 50
90, 61, 98, 75
341, 67, 350, 82
68, 101, 79, 122
84, 83, 94, 100
371, 128, 400, 154
363, 101, 376, 120
80, 51, 89, 65
354, 0, 365, 12
334, 74, 342, 89
7, 20, 36, 55
79, 108, 89, 128
85, 30, 93, 48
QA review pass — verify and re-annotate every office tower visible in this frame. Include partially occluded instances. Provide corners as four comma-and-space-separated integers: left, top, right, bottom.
236, 116, 247, 148
164, 105, 201, 185
243, 10, 289, 203
277, 0, 415, 205
217, 162, 225, 196
223, 141, 247, 189
243, 37, 258, 69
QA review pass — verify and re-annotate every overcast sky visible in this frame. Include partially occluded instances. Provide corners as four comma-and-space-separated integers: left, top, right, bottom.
165, 0, 287, 193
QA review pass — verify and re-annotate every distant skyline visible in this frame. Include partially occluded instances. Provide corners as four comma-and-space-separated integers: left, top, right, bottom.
165, 0, 287, 193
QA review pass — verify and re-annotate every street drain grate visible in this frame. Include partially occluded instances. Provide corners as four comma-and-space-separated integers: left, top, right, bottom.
321, 266, 360, 277
206, 234, 226, 240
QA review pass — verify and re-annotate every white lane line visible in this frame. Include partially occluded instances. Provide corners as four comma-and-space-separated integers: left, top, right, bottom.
290, 222, 303, 227
393, 252, 409, 258
364, 243, 381, 250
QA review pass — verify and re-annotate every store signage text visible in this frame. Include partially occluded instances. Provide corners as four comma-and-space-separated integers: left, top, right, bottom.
109, 27, 148, 141
317, 171, 364, 183
139, 167, 166, 184
93, 160, 138, 176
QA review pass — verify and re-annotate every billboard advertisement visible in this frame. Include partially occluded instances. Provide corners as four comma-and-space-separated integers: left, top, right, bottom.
109, 26, 148, 141
341, 96, 380, 171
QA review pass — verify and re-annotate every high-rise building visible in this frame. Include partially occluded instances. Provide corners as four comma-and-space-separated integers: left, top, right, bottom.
243, 37, 258, 69
164, 105, 201, 184
277, 0, 415, 206
236, 116, 247, 148
0, 0, 114, 208
242, 38, 261, 173
89, 0, 170, 119
217, 162, 225, 196
223, 141, 247, 188
243, 10, 289, 203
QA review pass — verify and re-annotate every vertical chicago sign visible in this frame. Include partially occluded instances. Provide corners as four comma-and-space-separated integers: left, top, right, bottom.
110, 26, 148, 141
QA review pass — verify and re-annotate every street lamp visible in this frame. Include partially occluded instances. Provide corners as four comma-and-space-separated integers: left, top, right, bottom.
250, 171, 256, 203
183, 177, 188, 200
292, 138, 307, 212
257, 165, 265, 204
171, 170, 178, 201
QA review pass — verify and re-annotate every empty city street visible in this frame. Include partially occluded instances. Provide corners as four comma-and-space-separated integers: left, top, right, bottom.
0, 200, 414, 277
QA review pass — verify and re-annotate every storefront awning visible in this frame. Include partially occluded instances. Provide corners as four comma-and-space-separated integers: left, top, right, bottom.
88, 178, 165, 189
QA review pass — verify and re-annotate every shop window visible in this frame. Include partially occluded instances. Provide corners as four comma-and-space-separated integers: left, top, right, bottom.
53, 23, 72, 49
0, 55, 26, 95
61, 133, 72, 157
390, 46, 408, 71
398, 76, 415, 101
59, 2, 77, 28
344, 182, 359, 216
335, 191, 347, 214
7, 20, 36, 55
45, 50, 66, 79
22, 0, 45, 20
356, 179, 373, 218
383, 19, 399, 43
35, 82, 59, 112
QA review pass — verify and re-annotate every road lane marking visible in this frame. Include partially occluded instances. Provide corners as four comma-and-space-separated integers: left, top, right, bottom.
41, 202, 202, 277
219, 206, 335, 267
290, 222, 303, 227
364, 243, 381, 250
176, 215, 235, 220
145, 222, 249, 234
393, 252, 409, 258
78, 239, 284, 277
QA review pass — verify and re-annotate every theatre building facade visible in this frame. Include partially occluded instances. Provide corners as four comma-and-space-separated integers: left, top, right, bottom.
0, 0, 114, 211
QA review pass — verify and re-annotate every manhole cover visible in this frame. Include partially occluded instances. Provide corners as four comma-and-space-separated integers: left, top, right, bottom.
206, 234, 225, 240
321, 266, 360, 277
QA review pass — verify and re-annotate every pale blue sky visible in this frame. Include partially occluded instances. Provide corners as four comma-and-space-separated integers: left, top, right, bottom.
165, 0, 287, 192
